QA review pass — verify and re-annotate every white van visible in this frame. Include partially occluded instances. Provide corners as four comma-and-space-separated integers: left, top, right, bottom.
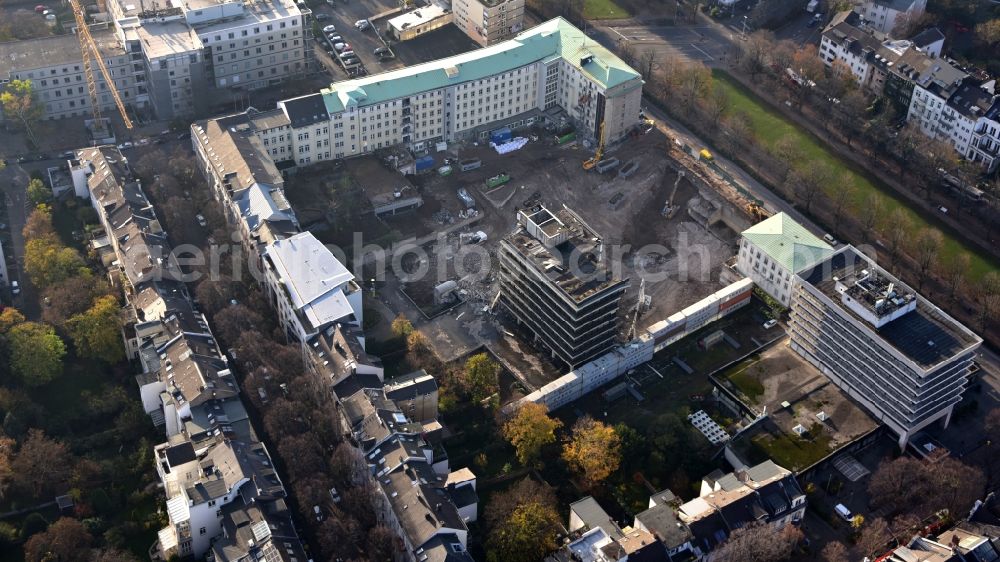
835, 503, 852, 521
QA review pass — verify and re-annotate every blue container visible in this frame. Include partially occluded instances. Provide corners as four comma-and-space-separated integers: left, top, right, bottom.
414, 155, 435, 171
490, 127, 512, 144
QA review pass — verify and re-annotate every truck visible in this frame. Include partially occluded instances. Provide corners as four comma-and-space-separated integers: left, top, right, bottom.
595, 158, 620, 174
414, 155, 435, 172
485, 172, 510, 189
459, 158, 482, 171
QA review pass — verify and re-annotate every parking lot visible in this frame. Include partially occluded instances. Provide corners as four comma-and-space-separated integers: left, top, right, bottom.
309, 0, 479, 80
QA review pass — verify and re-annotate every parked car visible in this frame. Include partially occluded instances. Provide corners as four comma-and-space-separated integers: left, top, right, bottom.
822, 233, 838, 245
374, 46, 390, 55
34, 5, 47, 13
835, 504, 852, 522
333, 42, 346, 51
315, 13, 330, 21
313, 505, 323, 521
322, 24, 336, 33
11, 281, 20, 296
196, 214, 207, 227
354, 19, 369, 30
327, 35, 342, 43
763, 319, 778, 329
340, 50, 355, 59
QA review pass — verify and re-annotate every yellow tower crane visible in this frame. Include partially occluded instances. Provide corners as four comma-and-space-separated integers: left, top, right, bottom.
69, 0, 133, 130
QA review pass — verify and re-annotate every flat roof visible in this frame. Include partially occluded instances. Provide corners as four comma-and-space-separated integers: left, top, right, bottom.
0, 27, 124, 77
503, 206, 627, 303
798, 246, 981, 369
137, 21, 203, 58
320, 17, 641, 114
388, 4, 451, 31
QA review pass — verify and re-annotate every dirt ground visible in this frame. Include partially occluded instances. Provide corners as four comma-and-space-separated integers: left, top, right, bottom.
286, 126, 742, 390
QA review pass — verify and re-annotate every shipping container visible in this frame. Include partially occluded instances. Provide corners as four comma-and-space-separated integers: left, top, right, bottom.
556, 131, 577, 144
459, 158, 481, 171
490, 127, 512, 144
414, 155, 435, 172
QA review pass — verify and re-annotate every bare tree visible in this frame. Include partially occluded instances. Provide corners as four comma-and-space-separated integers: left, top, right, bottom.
639, 49, 656, 81
832, 175, 856, 228
819, 541, 849, 562
740, 30, 776, 81
944, 253, 971, 302
885, 208, 912, 267
913, 229, 943, 289
856, 518, 891, 559
771, 135, 805, 184
705, 82, 731, 126
859, 194, 884, 243
977, 272, 1000, 338
713, 521, 802, 562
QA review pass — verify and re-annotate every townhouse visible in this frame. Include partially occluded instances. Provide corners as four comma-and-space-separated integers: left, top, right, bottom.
820, 11, 1000, 171
855, 0, 927, 35
78, 144, 306, 560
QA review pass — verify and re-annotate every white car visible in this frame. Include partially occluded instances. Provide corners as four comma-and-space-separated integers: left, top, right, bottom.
10, 281, 19, 295
196, 214, 207, 227
334, 42, 348, 51
355, 19, 369, 30
322, 24, 336, 33
763, 319, 778, 329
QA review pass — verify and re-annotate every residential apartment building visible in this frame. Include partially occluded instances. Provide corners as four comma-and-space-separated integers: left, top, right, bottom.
736, 212, 834, 307
0, 0, 309, 122
0, 26, 143, 122
886, 520, 1000, 562
452, 0, 525, 47
78, 143, 306, 561
788, 246, 982, 447
498, 206, 630, 369
820, 11, 1000, 171
195, 17, 641, 171
559, 496, 679, 561
677, 461, 806, 556
856, 0, 927, 34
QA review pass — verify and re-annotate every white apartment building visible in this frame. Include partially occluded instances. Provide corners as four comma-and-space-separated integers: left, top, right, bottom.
969, 99, 1000, 172
0, 26, 144, 122
736, 213, 834, 307
452, 0, 525, 47
262, 231, 363, 343
856, 0, 927, 34
258, 17, 641, 163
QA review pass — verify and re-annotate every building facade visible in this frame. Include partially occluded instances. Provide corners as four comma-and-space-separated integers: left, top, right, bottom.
451, 0, 525, 47
788, 246, 982, 447
498, 206, 629, 369
736, 212, 834, 307
856, 0, 927, 34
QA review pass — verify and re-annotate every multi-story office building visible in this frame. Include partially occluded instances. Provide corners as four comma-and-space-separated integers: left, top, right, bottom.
788, 246, 982, 448
498, 206, 629, 369
452, 0, 525, 47
0, 26, 144, 121
205, 17, 641, 165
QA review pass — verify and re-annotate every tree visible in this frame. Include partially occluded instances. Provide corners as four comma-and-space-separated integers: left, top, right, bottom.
23, 238, 88, 289
365, 526, 397, 561
945, 253, 971, 302
0, 80, 42, 145
771, 135, 805, 184
213, 304, 265, 345
638, 49, 656, 81
913, 229, 943, 289
11, 430, 73, 497
977, 18, 1000, 45
42, 275, 109, 327
832, 177, 856, 228
705, 82, 731, 126
820, 541, 849, 562
0, 435, 13, 501
90, 549, 140, 562
884, 208, 912, 267
856, 517, 891, 559
463, 353, 500, 403
977, 272, 1000, 334
562, 416, 621, 488
486, 501, 561, 562
23, 517, 92, 562
22, 204, 57, 242
740, 31, 775, 81
713, 521, 802, 562
786, 163, 831, 214
678, 63, 712, 109
868, 454, 984, 519
502, 403, 562, 467
26, 178, 50, 207
66, 295, 123, 363
391, 315, 414, 338
0, 307, 25, 333
484, 477, 558, 530
8, 321, 65, 386
859, 194, 884, 242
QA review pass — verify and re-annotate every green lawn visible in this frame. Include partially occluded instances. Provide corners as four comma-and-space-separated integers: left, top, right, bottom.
711, 70, 999, 283
750, 429, 833, 472
582, 0, 629, 20
727, 369, 764, 402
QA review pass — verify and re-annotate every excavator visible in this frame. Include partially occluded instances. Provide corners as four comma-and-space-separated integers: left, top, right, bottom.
582, 121, 605, 171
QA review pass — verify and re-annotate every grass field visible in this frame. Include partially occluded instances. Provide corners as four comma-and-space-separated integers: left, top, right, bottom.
711, 70, 999, 283
582, 0, 629, 20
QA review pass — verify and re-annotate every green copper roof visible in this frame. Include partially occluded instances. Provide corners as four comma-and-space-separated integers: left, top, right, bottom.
742, 212, 834, 273
320, 17, 641, 114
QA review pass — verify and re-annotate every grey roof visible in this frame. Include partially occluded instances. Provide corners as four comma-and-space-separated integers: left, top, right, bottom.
746, 459, 783, 482
164, 442, 197, 466
385, 370, 438, 401
333, 373, 384, 401
416, 533, 475, 562
798, 246, 981, 368
212, 496, 306, 562
911, 27, 944, 49
280, 93, 330, 128
635, 504, 692, 548
947, 82, 998, 120
447, 483, 478, 509
0, 27, 125, 77
570, 496, 624, 540
377, 460, 468, 549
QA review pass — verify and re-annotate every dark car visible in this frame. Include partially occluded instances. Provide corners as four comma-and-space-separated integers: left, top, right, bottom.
315, 13, 330, 21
